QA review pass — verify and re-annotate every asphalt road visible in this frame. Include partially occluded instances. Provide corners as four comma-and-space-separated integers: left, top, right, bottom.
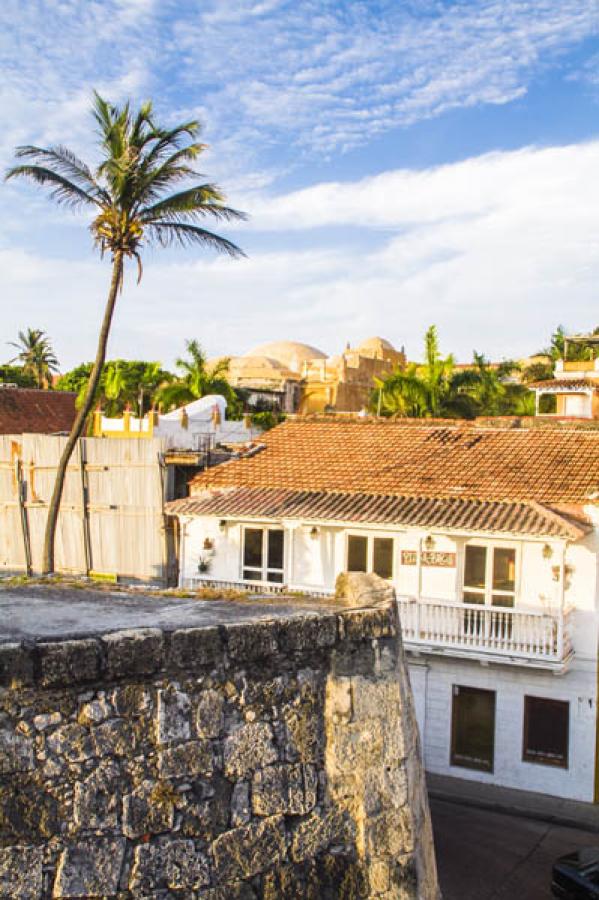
430, 797, 599, 899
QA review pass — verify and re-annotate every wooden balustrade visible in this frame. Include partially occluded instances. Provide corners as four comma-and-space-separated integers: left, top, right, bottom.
397, 597, 572, 666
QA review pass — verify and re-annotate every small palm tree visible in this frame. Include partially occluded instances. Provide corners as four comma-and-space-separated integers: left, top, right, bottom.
9, 328, 59, 389
156, 340, 238, 413
6, 93, 246, 573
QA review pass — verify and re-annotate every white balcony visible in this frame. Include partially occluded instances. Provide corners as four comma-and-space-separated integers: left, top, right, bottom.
397, 597, 573, 672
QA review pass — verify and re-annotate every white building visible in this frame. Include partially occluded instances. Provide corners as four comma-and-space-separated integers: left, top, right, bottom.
166, 417, 599, 803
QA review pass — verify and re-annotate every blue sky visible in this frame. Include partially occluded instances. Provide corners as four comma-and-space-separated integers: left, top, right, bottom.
1, 0, 599, 369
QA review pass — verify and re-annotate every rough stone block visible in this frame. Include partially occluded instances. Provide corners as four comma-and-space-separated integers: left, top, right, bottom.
224, 621, 278, 662
335, 571, 396, 608
159, 739, 212, 778
340, 607, 397, 641
37, 639, 100, 688
198, 885, 257, 900
0, 643, 33, 688
290, 810, 351, 863
122, 779, 176, 839
73, 760, 120, 830
196, 689, 225, 738
280, 695, 324, 763
252, 763, 317, 816
110, 683, 153, 718
32, 711, 62, 731
365, 808, 414, 858
77, 694, 112, 726
277, 614, 338, 653
170, 626, 223, 670
92, 718, 136, 757
0, 846, 43, 899
130, 840, 210, 894
212, 814, 286, 881
230, 780, 251, 826
0, 728, 34, 775
45, 723, 94, 763
223, 722, 277, 778
54, 837, 125, 898
331, 642, 376, 677
156, 686, 191, 744
102, 628, 164, 679
326, 677, 353, 725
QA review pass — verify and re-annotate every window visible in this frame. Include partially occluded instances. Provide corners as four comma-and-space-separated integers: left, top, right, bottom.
346, 535, 394, 580
451, 685, 496, 773
242, 527, 284, 583
523, 696, 569, 768
463, 544, 516, 607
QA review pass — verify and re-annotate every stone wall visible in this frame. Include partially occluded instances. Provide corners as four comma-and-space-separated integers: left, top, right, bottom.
0, 589, 438, 898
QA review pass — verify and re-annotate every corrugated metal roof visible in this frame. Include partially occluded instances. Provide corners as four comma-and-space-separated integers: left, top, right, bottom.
166, 486, 589, 540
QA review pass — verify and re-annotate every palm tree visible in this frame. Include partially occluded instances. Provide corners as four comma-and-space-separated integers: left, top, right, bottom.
155, 340, 240, 414
9, 328, 59, 389
6, 93, 246, 573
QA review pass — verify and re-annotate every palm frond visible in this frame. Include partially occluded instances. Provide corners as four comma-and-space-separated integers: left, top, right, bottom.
146, 222, 245, 257
5, 165, 99, 208
12, 145, 109, 203
140, 185, 248, 224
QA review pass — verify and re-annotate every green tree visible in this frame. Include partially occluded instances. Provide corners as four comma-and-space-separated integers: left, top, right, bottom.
155, 340, 242, 417
6, 93, 246, 573
8, 328, 59, 389
0, 364, 37, 388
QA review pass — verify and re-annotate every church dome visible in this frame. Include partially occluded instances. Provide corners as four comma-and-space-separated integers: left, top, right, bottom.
357, 336, 396, 356
224, 355, 300, 385
246, 341, 326, 374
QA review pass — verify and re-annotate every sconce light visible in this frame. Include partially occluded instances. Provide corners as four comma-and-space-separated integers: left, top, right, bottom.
542, 543, 553, 560
219, 519, 227, 532
551, 565, 560, 582
203, 537, 214, 551
424, 534, 435, 551
310, 526, 320, 540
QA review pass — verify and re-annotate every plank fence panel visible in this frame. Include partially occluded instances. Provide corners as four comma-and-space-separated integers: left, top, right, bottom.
0, 434, 171, 583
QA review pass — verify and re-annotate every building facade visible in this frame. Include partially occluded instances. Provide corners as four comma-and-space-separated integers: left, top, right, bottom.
166, 418, 599, 802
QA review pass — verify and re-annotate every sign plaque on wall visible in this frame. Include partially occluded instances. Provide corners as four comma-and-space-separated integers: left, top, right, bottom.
401, 550, 456, 568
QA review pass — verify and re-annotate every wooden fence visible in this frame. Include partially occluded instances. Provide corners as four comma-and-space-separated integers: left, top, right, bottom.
0, 434, 177, 583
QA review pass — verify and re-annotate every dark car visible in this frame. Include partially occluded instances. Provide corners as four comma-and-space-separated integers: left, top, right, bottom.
552, 849, 599, 899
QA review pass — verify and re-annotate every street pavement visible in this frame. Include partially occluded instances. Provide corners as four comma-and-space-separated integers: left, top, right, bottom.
430, 797, 599, 899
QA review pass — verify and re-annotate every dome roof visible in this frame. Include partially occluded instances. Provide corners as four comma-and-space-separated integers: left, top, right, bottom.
225, 355, 301, 384
357, 336, 396, 354
246, 341, 326, 374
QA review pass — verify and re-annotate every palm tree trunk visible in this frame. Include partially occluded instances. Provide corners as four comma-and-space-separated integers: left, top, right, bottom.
42, 251, 124, 574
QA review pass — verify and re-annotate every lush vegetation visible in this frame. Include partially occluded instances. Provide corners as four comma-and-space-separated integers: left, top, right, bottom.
8, 328, 59, 389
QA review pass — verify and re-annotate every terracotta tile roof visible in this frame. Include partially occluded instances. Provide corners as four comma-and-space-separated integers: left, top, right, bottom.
0, 388, 77, 435
166, 487, 589, 540
530, 379, 599, 391
190, 418, 599, 506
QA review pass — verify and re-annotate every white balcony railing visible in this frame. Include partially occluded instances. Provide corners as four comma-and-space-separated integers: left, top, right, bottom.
397, 597, 573, 670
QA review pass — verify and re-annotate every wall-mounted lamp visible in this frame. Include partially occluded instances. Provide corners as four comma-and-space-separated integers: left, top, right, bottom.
219, 519, 227, 532
542, 543, 554, 560
310, 526, 320, 540
203, 537, 214, 551
424, 534, 435, 551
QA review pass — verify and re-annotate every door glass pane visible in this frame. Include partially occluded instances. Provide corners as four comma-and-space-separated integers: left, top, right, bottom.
464, 546, 487, 590
266, 571, 284, 583
493, 548, 516, 593
523, 696, 569, 767
463, 591, 485, 605
243, 569, 262, 581
267, 529, 284, 571
451, 685, 495, 772
243, 528, 263, 568
347, 535, 368, 572
373, 538, 393, 579
492, 595, 514, 608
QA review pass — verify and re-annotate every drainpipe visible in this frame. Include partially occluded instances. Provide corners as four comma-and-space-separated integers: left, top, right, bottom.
178, 519, 186, 589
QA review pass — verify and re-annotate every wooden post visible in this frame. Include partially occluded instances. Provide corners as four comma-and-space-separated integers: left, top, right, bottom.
78, 439, 92, 575
15, 459, 32, 576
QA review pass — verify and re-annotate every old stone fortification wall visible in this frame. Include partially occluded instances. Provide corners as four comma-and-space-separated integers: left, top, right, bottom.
0, 584, 438, 898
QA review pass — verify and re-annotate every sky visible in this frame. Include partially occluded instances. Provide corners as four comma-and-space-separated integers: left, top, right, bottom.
1, 0, 599, 369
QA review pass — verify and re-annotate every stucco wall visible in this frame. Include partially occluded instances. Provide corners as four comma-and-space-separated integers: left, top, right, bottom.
0, 593, 438, 898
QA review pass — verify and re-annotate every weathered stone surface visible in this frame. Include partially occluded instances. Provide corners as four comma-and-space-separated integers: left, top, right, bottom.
92, 718, 136, 757
33, 711, 62, 731
341, 607, 397, 640
252, 764, 317, 816
130, 840, 210, 894
279, 690, 324, 763
159, 739, 212, 778
77, 694, 111, 726
111, 683, 153, 717
335, 572, 395, 608
102, 628, 164, 679
45, 723, 93, 763
37, 639, 100, 688
73, 760, 120, 830
290, 810, 351, 863
156, 686, 191, 744
0, 727, 34, 774
0, 846, 43, 899
223, 722, 277, 778
231, 780, 251, 826
122, 779, 176, 839
277, 615, 338, 652
0, 642, 33, 688
196, 689, 225, 738
224, 621, 278, 661
212, 814, 287, 881
170, 626, 223, 670
54, 837, 125, 897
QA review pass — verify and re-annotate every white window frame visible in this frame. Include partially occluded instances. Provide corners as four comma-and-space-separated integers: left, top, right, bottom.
462, 540, 519, 608
345, 531, 395, 581
241, 525, 285, 583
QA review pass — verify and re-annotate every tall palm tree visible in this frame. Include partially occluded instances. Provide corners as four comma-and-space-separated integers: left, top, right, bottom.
9, 328, 59, 389
6, 93, 246, 573
155, 340, 238, 413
